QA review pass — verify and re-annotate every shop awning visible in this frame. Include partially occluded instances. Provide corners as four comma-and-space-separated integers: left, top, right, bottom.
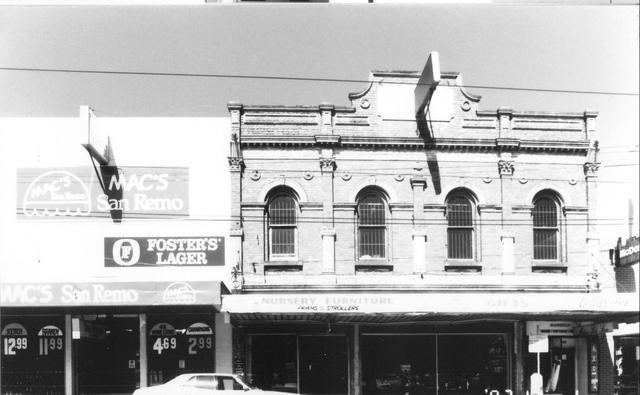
223, 291, 639, 323
0, 281, 227, 308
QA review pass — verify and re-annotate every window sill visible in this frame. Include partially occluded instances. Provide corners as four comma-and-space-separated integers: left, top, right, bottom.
267, 255, 298, 262
531, 260, 567, 273
445, 260, 482, 273
264, 263, 303, 273
356, 259, 392, 272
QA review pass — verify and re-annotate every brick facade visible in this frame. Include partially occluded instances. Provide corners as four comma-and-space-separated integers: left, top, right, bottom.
229, 70, 601, 290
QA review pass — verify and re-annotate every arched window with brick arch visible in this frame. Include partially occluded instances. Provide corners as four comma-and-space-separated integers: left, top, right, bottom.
532, 191, 562, 261
356, 187, 388, 259
446, 188, 476, 260
266, 187, 298, 259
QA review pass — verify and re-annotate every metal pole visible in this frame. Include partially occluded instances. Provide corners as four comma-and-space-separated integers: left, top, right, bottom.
139, 313, 148, 388
64, 314, 73, 395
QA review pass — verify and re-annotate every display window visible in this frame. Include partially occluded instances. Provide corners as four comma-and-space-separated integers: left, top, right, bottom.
147, 314, 214, 385
248, 333, 349, 395
614, 335, 639, 395
1, 316, 65, 395
75, 314, 139, 395
362, 334, 509, 395
249, 335, 298, 393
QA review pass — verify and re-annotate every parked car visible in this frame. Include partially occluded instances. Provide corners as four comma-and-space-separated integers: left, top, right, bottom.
132, 373, 294, 395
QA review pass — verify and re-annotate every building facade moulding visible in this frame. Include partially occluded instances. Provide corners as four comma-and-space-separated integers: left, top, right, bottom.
563, 206, 588, 215
525, 183, 572, 206
438, 183, 484, 205
583, 162, 601, 177
347, 180, 398, 203
498, 160, 515, 176
256, 179, 309, 202
319, 156, 336, 172
228, 156, 244, 172
315, 135, 341, 145
477, 204, 503, 213
409, 177, 428, 190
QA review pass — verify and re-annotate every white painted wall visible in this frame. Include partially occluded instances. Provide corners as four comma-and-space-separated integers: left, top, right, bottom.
0, 115, 233, 287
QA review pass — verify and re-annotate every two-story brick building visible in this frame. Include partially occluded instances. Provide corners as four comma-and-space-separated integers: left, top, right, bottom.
222, 56, 639, 395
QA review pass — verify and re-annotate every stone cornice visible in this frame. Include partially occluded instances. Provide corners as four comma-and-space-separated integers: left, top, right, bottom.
512, 205, 534, 212
299, 202, 323, 211
241, 105, 355, 114
333, 203, 357, 211
240, 135, 590, 153
241, 202, 266, 209
563, 206, 588, 214
388, 203, 413, 212
477, 204, 503, 213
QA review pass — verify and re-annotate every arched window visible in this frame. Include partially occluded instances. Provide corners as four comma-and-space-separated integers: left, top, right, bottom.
267, 190, 297, 258
446, 193, 474, 259
532, 195, 560, 260
357, 190, 386, 259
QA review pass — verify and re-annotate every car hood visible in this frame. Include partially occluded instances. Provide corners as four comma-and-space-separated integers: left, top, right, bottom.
250, 390, 297, 395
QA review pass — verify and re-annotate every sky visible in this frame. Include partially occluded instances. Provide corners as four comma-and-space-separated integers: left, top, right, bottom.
0, 3, 638, 248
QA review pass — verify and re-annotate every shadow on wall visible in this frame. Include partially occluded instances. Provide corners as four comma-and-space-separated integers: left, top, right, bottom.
416, 101, 442, 196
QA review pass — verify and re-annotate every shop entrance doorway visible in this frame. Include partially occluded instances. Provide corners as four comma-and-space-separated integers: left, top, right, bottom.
299, 335, 348, 395
75, 315, 139, 395
546, 338, 575, 395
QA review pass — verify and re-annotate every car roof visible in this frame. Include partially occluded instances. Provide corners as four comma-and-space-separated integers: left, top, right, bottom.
167, 373, 239, 384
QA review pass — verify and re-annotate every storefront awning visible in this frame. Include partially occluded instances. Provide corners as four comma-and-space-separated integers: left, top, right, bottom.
223, 292, 640, 323
0, 281, 226, 308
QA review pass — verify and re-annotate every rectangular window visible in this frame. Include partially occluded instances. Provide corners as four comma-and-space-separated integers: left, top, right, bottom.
447, 228, 473, 259
447, 200, 473, 260
359, 227, 385, 259
533, 229, 558, 260
271, 227, 296, 255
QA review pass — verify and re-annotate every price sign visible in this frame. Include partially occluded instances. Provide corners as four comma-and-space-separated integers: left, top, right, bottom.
37, 325, 63, 356
185, 322, 213, 355
2, 323, 28, 356
150, 323, 177, 355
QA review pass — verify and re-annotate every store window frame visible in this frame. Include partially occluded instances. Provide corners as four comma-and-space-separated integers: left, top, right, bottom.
361, 332, 512, 395
531, 190, 565, 271
356, 187, 389, 261
445, 189, 477, 262
265, 187, 299, 261
246, 333, 350, 395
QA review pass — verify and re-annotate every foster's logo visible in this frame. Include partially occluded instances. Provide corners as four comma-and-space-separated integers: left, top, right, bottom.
112, 239, 141, 266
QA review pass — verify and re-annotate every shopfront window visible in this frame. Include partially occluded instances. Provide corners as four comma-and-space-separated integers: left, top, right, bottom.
1, 316, 65, 395
614, 336, 639, 395
250, 335, 298, 393
362, 334, 508, 395
147, 314, 215, 385
75, 314, 139, 395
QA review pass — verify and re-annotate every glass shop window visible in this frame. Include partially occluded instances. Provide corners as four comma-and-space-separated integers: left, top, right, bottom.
362, 334, 509, 395
1, 316, 65, 395
614, 336, 639, 395
249, 335, 298, 393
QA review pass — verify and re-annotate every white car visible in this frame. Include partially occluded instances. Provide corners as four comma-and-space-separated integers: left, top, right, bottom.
132, 373, 293, 395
